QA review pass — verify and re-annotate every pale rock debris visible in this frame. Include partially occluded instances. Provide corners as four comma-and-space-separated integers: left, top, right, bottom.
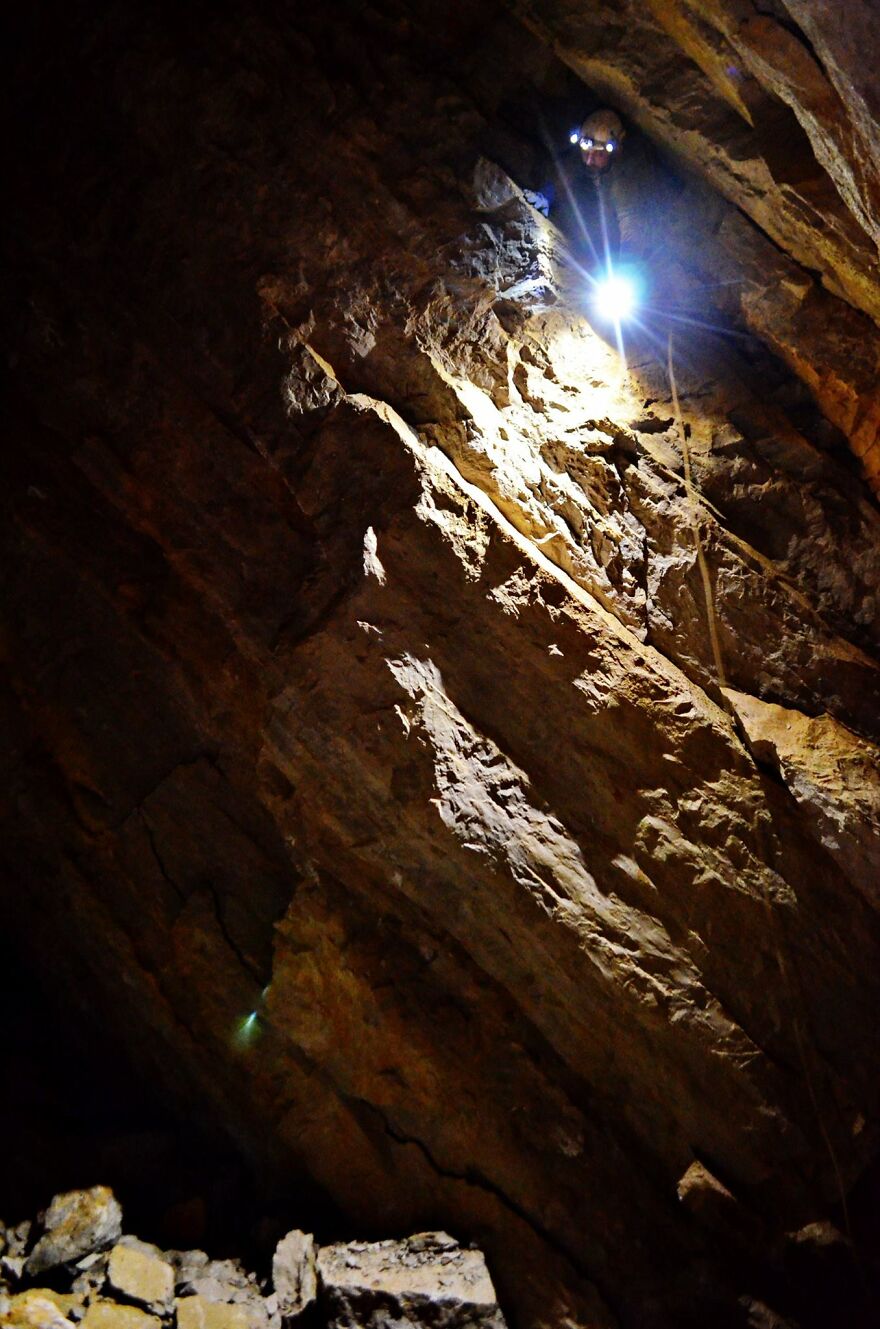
316, 1232, 506, 1329
175, 1300, 249, 1329
107, 1243, 174, 1313
1, 1292, 78, 1329
271, 1232, 316, 1321
81, 1304, 162, 1329
27, 1191, 122, 1277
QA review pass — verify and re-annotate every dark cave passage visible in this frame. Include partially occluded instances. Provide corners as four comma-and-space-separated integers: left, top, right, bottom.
0, 932, 346, 1270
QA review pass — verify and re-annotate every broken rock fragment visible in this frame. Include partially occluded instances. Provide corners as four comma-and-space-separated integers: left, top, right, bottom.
1, 1291, 79, 1329
174, 1298, 249, 1329
174, 1254, 270, 1329
271, 1231, 316, 1320
27, 1191, 122, 1277
71, 1253, 109, 1301
316, 1233, 507, 1329
2, 1223, 33, 1284
81, 1303, 162, 1329
107, 1242, 174, 1313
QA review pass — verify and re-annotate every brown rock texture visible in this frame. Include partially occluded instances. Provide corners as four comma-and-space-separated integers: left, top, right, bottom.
515, 0, 880, 489
3, 2, 880, 1327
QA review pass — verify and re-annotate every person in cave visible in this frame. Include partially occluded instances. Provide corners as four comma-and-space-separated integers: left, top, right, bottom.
567, 108, 628, 266
539, 107, 677, 281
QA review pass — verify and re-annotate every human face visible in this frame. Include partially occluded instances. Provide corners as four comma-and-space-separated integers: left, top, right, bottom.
579, 135, 617, 173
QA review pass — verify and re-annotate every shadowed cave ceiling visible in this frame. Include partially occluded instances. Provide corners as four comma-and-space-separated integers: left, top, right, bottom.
3, 1, 880, 1326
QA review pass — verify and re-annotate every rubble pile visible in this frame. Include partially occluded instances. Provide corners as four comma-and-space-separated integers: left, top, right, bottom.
0, 1189, 506, 1329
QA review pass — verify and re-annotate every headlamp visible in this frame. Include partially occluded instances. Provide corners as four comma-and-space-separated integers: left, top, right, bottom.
592, 270, 639, 322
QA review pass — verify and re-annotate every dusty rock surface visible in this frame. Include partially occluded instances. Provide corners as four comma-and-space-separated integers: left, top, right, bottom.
317, 1233, 505, 1329
26, 1193, 122, 1279
107, 1244, 174, 1315
271, 1232, 316, 1322
3, 2, 880, 1328
726, 688, 880, 908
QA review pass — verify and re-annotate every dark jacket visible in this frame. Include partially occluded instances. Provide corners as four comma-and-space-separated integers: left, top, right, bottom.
549, 134, 677, 271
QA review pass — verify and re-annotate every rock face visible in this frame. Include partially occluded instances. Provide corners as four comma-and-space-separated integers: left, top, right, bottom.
726, 688, 880, 909
515, 0, 880, 489
3, 2, 880, 1327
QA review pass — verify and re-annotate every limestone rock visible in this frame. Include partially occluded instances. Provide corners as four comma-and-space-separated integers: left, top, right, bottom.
27, 1192, 123, 1277
515, 0, 880, 493
173, 1260, 269, 1329
81, 1304, 161, 1329
271, 1232, 316, 1321
4, 3, 880, 1327
175, 1256, 250, 1300
1, 1224, 32, 1287
71, 1254, 110, 1301
676, 1161, 760, 1249
1, 1292, 79, 1329
164, 1254, 208, 1291
107, 1243, 174, 1313
726, 689, 880, 908
316, 1233, 506, 1329
174, 1299, 249, 1329
1, 1228, 31, 1264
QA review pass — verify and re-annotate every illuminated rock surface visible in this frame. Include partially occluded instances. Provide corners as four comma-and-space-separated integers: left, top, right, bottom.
271, 1231, 316, 1322
26, 1192, 122, 1279
107, 1245, 174, 1316
317, 1234, 506, 1329
3, 2, 880, 1327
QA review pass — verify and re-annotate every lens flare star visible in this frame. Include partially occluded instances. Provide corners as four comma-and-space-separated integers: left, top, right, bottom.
593, 271, 638, 321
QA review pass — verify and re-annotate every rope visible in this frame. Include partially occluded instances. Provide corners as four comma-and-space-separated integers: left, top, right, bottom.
665, 330, 855, 1249
667, 332, 728, 697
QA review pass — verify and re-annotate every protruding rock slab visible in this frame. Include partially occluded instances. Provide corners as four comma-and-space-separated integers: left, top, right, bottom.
272, 1232, 316, 1321
316, 1233, 506, 1329
26, 1191, 122, 1277
725, 688, 880, 907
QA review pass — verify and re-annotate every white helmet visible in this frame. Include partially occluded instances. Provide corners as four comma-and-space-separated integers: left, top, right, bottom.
570, 109, 626, 156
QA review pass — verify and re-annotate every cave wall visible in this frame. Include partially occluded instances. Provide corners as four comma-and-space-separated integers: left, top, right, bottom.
516, 0, 880, 489
3, 3, 880, 1327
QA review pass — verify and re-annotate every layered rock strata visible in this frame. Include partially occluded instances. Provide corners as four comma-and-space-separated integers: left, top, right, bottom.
514, 0, 880, 488
3, 2, 880, 1328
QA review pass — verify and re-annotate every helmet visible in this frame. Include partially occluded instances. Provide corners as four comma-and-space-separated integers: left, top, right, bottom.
572, 109, 626, 156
